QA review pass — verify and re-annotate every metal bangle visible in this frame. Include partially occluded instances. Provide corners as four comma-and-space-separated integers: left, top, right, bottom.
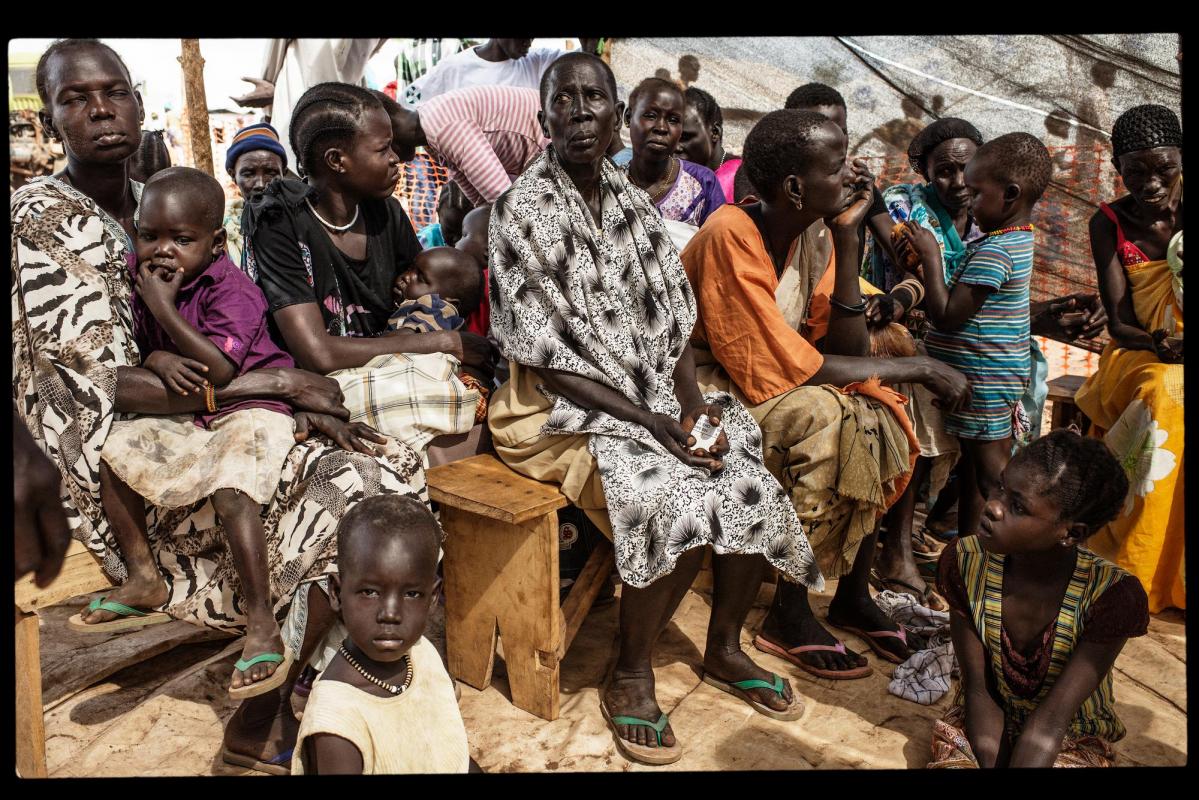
829, 295, 868, 314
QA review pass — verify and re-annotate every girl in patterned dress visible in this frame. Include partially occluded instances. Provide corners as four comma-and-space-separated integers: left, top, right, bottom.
931, 430, 1147, 768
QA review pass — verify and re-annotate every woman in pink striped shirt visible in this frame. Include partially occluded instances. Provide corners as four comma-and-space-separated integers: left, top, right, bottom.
380, 85, 549, 208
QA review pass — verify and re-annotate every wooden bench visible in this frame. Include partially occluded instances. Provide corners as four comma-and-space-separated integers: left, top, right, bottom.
426, 454, 613, 722
15, 540, 116, 777
1046, 374, 1090, 433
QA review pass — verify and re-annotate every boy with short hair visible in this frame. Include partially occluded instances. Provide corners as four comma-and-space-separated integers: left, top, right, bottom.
898, 132, 1052, 541
293, 494, 470, 774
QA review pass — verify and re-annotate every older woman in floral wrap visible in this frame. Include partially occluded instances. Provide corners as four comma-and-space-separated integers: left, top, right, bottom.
488, 52, 819, 766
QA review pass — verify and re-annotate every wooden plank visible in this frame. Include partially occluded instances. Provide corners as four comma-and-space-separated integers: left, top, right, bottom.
560, 539, 613, 654
16, 541, 113, 613
39, 601, 229, 710
1046, 373, 1086, 401
441, 505, 562, 721
15, 608, 47, 777
428, 454, 568, 525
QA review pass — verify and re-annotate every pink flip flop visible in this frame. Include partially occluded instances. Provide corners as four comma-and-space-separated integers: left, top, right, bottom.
827, 623, 909, 665
752, 634, 874, 680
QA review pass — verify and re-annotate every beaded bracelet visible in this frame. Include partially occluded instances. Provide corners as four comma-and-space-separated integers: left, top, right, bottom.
204, 382, 217, 414
829, 295, 868, 314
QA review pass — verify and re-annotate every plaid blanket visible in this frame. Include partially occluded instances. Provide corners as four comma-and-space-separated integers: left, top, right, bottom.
328, 352, 478, 457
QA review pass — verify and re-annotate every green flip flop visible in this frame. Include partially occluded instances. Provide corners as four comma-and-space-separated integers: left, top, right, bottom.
228, 648, 294, 700
702, 671, 805, 721
600, 701, 682, 765
67, 596, 171, 634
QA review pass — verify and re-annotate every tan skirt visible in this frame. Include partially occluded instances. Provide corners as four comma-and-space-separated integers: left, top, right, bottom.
101, 408, 296, 508
487, 362, 613, 539
693, 350, 914, 579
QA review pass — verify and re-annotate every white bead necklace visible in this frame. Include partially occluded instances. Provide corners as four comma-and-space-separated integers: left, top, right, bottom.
305, 198, 360, 232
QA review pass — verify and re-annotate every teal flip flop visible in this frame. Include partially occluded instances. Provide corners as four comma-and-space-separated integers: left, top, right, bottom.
228, 648, 294, 700
702, 671, 805, 721
67, 596, 171, 634
600, 700, 682, 765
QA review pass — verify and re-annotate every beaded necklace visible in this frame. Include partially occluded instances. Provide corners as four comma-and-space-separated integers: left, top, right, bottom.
339, 644, 413, 695
985, 223, 1034, 238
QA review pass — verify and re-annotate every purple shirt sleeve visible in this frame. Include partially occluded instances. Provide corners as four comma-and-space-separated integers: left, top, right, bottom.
697, 166, 726, 226
198, 264, 274, 371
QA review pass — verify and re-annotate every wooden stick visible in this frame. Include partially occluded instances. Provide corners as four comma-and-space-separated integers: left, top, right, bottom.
178, 39, 213, 177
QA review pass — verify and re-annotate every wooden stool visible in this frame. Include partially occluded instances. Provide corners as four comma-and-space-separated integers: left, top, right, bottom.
426, 454, 613, 722
14, 540, 115, 777
1046, 374, 1090, 433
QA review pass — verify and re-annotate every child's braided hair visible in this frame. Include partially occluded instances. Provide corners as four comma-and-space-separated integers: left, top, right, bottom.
1111, 104, 1183, 158
288, 82, 383, 178
684, 86, 723, 130
1018, 429, 1129, 536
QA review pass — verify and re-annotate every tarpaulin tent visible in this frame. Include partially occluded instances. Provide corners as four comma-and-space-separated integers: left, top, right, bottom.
610, 35, 1181, 348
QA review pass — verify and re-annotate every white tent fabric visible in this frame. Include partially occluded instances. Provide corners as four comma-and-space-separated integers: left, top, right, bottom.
610, 35, 1181, 318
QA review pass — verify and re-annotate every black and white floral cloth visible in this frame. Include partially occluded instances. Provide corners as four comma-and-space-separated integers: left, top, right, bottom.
489, 150, 822, 590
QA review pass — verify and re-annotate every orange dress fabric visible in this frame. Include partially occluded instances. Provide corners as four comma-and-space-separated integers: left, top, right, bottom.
682, 204, 825, 406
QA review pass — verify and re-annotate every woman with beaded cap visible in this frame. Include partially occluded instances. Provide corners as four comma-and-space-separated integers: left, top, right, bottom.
1074, 103, 1185, 612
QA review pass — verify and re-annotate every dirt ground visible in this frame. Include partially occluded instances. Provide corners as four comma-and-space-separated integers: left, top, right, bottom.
38, 576, 1186, 776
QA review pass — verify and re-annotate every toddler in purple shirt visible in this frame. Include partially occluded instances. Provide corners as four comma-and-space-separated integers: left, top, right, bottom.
93, 168, 297, 698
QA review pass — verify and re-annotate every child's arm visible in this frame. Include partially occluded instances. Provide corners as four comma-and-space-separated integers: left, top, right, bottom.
134, 264, 238, 387
304, 733, 364, 775
898, 224, 992, 331
948, 610, 1008, 768
1008, 637, 1126, 767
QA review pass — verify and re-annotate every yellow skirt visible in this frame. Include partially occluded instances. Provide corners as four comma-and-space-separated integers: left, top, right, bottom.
1075, 256, 1184, 612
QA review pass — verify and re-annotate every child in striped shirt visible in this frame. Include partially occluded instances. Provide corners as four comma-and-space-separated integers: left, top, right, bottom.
897, 132, 1052, 541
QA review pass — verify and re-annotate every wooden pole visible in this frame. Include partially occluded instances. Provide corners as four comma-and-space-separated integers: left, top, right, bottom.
178, 39, 213, 176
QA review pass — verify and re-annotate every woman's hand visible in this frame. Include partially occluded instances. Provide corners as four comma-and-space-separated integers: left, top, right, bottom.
134, 263, 183, 314
865, 294, 901, 329
642, 412, 722, 471
1152, 329, 1184, 363
450, 332, 500, 385
825, 159, 874, 235
269, 369, 350, 419
293, 412, 388, 454
1046, 293, 1107, 340
680, 403, 729, 463
920, 357, 972, 414
144, 350, 210, 396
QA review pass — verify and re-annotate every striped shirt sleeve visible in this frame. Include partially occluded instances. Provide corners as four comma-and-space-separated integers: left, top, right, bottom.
957, 239, 1014, 290
434, 118, 512, 206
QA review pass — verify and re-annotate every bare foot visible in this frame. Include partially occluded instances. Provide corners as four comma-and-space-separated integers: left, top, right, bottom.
603, 668, 675, 749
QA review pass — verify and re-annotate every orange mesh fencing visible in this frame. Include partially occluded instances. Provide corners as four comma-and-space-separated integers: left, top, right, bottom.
394, 150, 450, 232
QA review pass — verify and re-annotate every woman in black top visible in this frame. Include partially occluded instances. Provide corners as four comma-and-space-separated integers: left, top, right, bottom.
245, 82, 496, 378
